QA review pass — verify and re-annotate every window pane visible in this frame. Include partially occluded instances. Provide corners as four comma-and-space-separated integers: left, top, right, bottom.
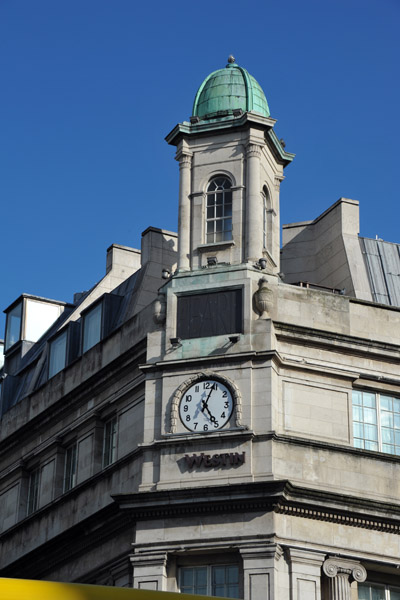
180, 567, 207, 595
364, 424, 378, 441
83, 303, 102, 353
364, 440, 378, 451
381, 395, 393, 411
5, 302, 22, 350
212, 565, 239, 599
64, 444, 77, 492
390, 588, 400, 600
103, 418, 117, 467
353, 422, 363, 439
362, 393, 376, 408
224, 204, 232, 217
382, 444, 395, 454
49, 331, 67, 378
381, 428, 394, 443
27, 469, 40, 515
393, 399, 400, 413
352, 390, 362, 405
207, 194, 215, 206
353, 406, 362, 421
364, 407, 377, 424
381, 411, 393, 428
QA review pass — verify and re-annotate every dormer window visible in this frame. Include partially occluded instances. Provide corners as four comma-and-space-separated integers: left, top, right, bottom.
81, 294, 123, 354
206, 177, 232, 243
49, 330, 67, 378
83, 303, 102, 353
4, 301, 22, 351
4, 295, 67, 353
48, 322, 80, 379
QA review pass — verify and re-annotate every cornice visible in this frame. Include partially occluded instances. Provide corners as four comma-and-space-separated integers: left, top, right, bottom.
274, 321, 400, 362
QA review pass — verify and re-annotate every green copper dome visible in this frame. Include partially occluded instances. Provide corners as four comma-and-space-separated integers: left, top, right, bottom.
192, 56, 270, 121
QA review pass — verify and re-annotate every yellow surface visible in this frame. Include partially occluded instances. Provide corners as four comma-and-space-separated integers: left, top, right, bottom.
0, 578, 229, 600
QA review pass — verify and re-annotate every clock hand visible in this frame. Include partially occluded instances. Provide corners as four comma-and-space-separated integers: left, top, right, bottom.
201, 386, 214, 413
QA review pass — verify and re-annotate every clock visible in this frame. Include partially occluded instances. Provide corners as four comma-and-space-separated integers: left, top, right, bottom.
179, 378, 234, 433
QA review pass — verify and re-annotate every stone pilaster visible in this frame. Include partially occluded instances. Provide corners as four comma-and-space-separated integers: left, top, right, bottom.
323, 557, 367, 600
176, 151, 192, 271
240, 544, 283, 600
246, 144, 263, 262
131, 550, 168, 591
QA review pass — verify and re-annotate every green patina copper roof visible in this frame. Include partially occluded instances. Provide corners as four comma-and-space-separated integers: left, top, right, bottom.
192, 56, 270, 120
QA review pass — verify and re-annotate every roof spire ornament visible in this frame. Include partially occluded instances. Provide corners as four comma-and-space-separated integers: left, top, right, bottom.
227, 55, 235, 64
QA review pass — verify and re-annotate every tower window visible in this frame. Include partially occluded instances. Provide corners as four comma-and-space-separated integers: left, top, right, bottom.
206, 177, 232, 243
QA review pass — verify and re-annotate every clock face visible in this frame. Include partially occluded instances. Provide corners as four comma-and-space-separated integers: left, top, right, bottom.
179, 379, 234, 433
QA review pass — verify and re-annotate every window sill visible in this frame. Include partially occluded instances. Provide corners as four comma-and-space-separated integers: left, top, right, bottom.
197, 240, 235, 253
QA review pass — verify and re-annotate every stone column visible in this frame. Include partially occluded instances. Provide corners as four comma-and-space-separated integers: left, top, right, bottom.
176, 152, 192, 271
323, 557, 367, 600
246, 144, 262, 263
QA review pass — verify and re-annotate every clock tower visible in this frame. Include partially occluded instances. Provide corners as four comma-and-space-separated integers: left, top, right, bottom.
166, 55, 294, 272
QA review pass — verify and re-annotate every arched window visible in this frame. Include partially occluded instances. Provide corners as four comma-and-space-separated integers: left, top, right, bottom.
206, 177, 232, 244
262, 186, 271, 252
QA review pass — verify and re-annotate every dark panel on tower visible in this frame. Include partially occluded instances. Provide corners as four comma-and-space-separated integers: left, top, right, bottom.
177, 288, 243, 339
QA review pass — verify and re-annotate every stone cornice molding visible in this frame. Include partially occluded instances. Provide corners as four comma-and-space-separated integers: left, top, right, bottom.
274, 320, 400, 363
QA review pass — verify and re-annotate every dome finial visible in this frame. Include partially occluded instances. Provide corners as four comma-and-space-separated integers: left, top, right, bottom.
227, 55, 235, 64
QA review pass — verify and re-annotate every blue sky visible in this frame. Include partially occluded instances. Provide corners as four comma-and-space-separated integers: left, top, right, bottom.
1, 0, 399, 336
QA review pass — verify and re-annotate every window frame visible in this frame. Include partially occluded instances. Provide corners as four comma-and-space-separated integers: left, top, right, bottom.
48, 329, 68, 379
102, 416, 118, 468
4, 300, 23, 351
205, 176, 233, 245
179, 564, 240, 598
358, 581, 400, 600
63, 443, 77, 492
27, 467, 40, 515
81, 294, 123, 354
352, 389, 400, 455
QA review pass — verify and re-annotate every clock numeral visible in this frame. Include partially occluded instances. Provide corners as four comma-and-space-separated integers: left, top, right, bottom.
222, 391, 227, 398
193, 422, 198, 430
185, 394, 192, 402
195, 385, 199, 392
186, 415, 191, 422
220, 412, 226, 418
203, 382, 217, 390
203, 424, 208, 431
224, 401, 229, 408
183, 405, 188, 412
213, 421, 219, 428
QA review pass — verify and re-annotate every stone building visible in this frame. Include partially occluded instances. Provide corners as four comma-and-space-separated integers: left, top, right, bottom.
1, 57, 400, 600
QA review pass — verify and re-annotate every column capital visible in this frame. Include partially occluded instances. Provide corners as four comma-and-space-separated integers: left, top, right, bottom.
175, 151, 193, 168
246, 143, 262, 159
323, 557, 367, 583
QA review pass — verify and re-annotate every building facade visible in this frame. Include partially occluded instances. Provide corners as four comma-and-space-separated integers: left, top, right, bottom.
1, 57, 400, 600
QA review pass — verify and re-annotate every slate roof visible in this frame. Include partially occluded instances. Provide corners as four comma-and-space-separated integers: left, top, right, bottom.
360, 237, 400, 306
